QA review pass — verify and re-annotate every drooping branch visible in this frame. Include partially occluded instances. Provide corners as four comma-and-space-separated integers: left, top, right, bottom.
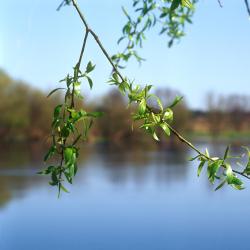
71, 0, 250, 182
41, 0, 250, 195
167, 124, 250, 180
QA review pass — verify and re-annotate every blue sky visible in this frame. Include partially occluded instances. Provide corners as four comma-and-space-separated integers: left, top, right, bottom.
1, 0, 250, 109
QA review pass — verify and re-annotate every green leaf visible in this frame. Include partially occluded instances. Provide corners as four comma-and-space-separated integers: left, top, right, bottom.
151, 112, 160, 123
215, 180, 227, 191
243, 147, 250, 175
168, 96, 183, 109
74, 163, 78, 176
47, 88, 65, 98
160, 123, 170, 136
163, 108, 173, 121
205, 148, 210, 157
112, 72, 119, 83
122, 6, 131, 21
189, 155, 200, 162
69, 163, 75, 178
244, 166, 250, 176
64, 147, 74, 165
231, 184, 245, 190
118, 82, 127, 94
225, 165, 244, 190
87, 111, 104, 118
197, 160, 205, 177
60, 184, 69, 193
153, 131, 160, 141
170, 0, 181, 11
181, 0, 192, 8
61, 126, 70, 138
51, 170, 58, 184
44, 146, 56, 162
86, 76, 93, 89
223, 145, 230, 161
54, 104, 63, 119
86, 61, 95, 73
64, 172, 72, 184
140, 123, 154, 129
207, 161, 221, 183
37, 166, 55, 175
138, 99, 146, 115
154, 97, 163, 112
227, 173, 243, 186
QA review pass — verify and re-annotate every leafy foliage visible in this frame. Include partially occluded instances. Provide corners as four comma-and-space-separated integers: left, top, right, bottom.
112, 0, 197, 67
190, 146, 250, 191
109, 73, 182, 141
40, 0, 250, 196
40, 59, 102, 196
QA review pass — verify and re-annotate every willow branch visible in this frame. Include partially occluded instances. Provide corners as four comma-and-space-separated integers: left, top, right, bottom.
71, 0, 125, 82
71, 0, 250, 181
167, 124, 250, 180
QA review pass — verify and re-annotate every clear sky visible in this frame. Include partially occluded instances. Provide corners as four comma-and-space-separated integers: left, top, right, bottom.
1, 0, 250, 109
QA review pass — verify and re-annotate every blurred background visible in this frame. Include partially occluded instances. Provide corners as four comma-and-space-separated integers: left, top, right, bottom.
0, 0, 250, 250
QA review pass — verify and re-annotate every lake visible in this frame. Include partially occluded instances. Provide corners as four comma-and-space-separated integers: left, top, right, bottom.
0, 142, 250, 250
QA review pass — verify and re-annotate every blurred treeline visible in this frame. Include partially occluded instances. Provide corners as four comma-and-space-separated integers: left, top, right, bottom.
0, 69, 250, 145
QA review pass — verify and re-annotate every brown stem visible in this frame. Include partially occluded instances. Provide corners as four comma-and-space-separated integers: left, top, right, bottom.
71, 30, 89, 109
71, 0, 125, 82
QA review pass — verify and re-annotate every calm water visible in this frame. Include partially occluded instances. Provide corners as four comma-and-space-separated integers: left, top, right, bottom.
0, 143, 250, 250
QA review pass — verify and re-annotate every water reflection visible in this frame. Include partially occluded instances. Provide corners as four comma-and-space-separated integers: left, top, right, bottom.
0, 144, 248, 207
93, 144, 189, 186
0, 142, 249, 208
0, 143, 190, 208
1, 142, 250, 250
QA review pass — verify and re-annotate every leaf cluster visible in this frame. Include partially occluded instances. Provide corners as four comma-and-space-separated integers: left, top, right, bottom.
112, 0, 196, 67
41, 0, 250, 196
191, 146, 250, 191
39, 61, 102, 196
109, 73, 182, 142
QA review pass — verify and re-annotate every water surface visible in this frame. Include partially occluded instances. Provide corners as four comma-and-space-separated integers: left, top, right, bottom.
0, 143, 250, 250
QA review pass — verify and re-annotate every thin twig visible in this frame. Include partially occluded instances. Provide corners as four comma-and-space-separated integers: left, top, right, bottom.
71, 30, 89, 109
167, 124, 250, 180
71, 0, 125, 82
77, 31, 89, 69
217, 0, 223, 8
244, 0, 250, 16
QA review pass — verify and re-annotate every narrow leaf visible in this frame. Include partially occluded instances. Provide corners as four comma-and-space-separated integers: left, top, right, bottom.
223, 145, 230, 161
153, 132, 160, 141
160, 123, 170, 136
86, 61, 95, 73
215, 180, 226, 191
170, 0, 181, 11
181, 0, 192, 8
47, 88, 65, 98
86, 76, 93, 89
168, 96, 183, 109
197, 160, 205, 177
